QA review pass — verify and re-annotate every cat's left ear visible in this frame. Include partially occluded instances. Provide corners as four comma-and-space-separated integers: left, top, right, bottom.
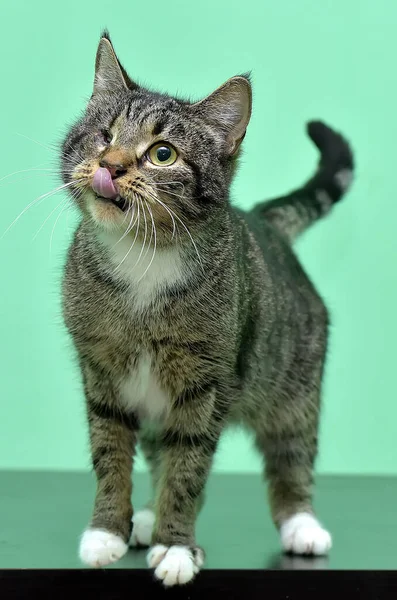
192, 75, 252, 154
93, 31, 138, 94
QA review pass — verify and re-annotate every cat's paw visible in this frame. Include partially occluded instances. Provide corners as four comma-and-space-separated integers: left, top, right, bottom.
280, 512, 332, 556
147, 544, 204, 586
129, 508, 155, 547
79, 528, 128, 567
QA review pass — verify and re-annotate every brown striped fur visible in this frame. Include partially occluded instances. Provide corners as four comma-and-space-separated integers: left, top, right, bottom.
61, 32, 354, 579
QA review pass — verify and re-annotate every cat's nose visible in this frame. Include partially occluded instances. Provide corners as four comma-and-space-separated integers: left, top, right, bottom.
99, 159, 128, 179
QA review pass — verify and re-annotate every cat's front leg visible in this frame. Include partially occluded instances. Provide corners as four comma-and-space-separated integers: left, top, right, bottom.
147, 389, 222, 586
78, 363, 139, 567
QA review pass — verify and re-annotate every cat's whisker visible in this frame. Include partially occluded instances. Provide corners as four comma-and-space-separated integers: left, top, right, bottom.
152, 187, 189, 202
116, 207, 135, 245
2, 180, 82, 238
149, 193, 177, 240
15, 132, 59, 154
114, 197, 139, 247
50, 200, 71, 254
121, 202, 134, 226
114, 197, 141, 272
0, 173, 63, 190
152, 181, 186, 194
128, 198, 148, 272
114, 204, 133, 245
170, 212, 202, 267
148, 192, 202, 267
33, 182, 84, 241
15, 132, 86, 163
136, 198, 148, 266
117, 198, 136, 232
33, 197, 69, 241
59, 151, 86, 165
65, 204, 75, 242
64, 192, 80, 241
0, 166, 59, 185
137, 200, 157, 283
141, 200, 155, 262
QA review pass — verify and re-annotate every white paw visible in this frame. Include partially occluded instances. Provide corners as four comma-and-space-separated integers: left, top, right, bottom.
147, 544, 204, 586
129, 508, 155, 547
79, 528, 128, 567
280, 512, 332, 556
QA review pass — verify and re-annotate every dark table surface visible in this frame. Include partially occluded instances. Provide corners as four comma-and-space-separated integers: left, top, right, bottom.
0, 470, 395, 570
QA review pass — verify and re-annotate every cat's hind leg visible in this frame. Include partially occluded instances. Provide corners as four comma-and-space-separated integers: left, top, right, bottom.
253, 357, 332, 556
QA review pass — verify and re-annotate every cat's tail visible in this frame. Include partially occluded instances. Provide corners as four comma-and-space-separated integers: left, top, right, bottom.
258, 120, 354, 244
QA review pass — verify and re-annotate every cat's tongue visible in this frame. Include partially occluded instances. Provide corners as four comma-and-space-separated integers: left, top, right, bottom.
92, 167, 118, 200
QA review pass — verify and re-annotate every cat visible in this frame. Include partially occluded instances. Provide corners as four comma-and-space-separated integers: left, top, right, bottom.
61, 30, 354, 586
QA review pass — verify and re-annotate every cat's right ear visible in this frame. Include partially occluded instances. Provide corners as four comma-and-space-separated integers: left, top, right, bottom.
191, 75, 252, 155
93, 30, 138, 95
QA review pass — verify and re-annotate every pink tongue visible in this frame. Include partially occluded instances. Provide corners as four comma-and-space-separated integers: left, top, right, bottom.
92, 167, 118, 200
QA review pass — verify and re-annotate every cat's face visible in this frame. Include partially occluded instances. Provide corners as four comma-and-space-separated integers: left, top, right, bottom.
61, 32, 251, 245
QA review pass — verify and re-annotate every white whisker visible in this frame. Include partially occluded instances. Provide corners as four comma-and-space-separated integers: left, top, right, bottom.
2, 180, 81, 238
114, 200, 138, 247
141, 200, 154, 262
50, 200, 70, 254
137, 201, 157, 283
0, 173, 62, 190
65, 204, 75, 242
115, 197, 141, 272
131, 198, 148, 269
121, 202, 134, 226
149, 193, 177, 240
0, 166, 57, 185
149, 193, 202, 267
123, 198, 147, 273
15, 132, 57, 154
151, 187, 188, 202
15, 132, 85, 163
168, 209, 201, 265
152, 181, 186, 194
33, 197, 68, 240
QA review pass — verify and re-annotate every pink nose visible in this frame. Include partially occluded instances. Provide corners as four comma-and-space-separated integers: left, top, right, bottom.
92, 167, 118, 200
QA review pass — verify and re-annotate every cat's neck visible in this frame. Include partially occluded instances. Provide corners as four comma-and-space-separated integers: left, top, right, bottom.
79, 205, 234, 310
94, 228, 191, 310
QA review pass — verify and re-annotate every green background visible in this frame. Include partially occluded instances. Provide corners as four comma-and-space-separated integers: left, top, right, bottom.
0, 0, 395, 475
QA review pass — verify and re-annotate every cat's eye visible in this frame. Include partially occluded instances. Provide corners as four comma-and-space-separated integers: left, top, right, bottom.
100, 129, 113, 145
147, 143, 177, 166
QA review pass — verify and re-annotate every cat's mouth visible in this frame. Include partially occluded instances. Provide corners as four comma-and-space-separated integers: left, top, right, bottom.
95, 194, 129, 213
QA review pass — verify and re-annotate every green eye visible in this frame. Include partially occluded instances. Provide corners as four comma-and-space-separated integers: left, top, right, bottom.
148, 143, 177, 166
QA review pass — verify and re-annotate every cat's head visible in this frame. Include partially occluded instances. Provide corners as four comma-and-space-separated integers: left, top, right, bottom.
62, 31, 252, 243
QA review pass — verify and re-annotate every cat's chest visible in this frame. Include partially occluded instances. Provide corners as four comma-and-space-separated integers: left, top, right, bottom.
119, 353, 169, 421
103, 234, 186, 312
102, 237, 185, 419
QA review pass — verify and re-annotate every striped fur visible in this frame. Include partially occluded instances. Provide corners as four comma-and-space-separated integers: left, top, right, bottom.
259, 121, 354, 242
61, 32, 354, 584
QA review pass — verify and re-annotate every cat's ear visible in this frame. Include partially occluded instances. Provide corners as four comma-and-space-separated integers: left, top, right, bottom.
93, 30, 138, 94
192, 75, 252, 154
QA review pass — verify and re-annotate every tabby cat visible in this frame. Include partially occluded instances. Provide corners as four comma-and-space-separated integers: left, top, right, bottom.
61, 31, 354, 586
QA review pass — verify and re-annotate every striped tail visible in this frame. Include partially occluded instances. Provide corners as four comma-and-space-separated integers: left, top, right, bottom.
259, 120, 354, 244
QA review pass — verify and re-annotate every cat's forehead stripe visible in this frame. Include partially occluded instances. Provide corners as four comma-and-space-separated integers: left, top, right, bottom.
129, 104, 162, 127
152, 121, 165, 136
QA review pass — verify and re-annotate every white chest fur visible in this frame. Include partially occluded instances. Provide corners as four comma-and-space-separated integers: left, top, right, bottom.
119, 353, 170, 421
100, 232, 186, 311
98, 231, 184, 418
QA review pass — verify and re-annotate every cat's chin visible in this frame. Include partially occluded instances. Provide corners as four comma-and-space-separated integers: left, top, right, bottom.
87, 194, 133, 230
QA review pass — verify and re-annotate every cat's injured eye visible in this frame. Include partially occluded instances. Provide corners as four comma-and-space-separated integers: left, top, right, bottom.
98, 129, 113, 145
147, 143, 177, 166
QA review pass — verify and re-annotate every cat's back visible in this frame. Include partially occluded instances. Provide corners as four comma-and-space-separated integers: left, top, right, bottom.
234, 206, 327, 319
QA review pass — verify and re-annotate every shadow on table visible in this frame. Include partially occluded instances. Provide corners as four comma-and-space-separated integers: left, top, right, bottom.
266, 553, 330, 570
